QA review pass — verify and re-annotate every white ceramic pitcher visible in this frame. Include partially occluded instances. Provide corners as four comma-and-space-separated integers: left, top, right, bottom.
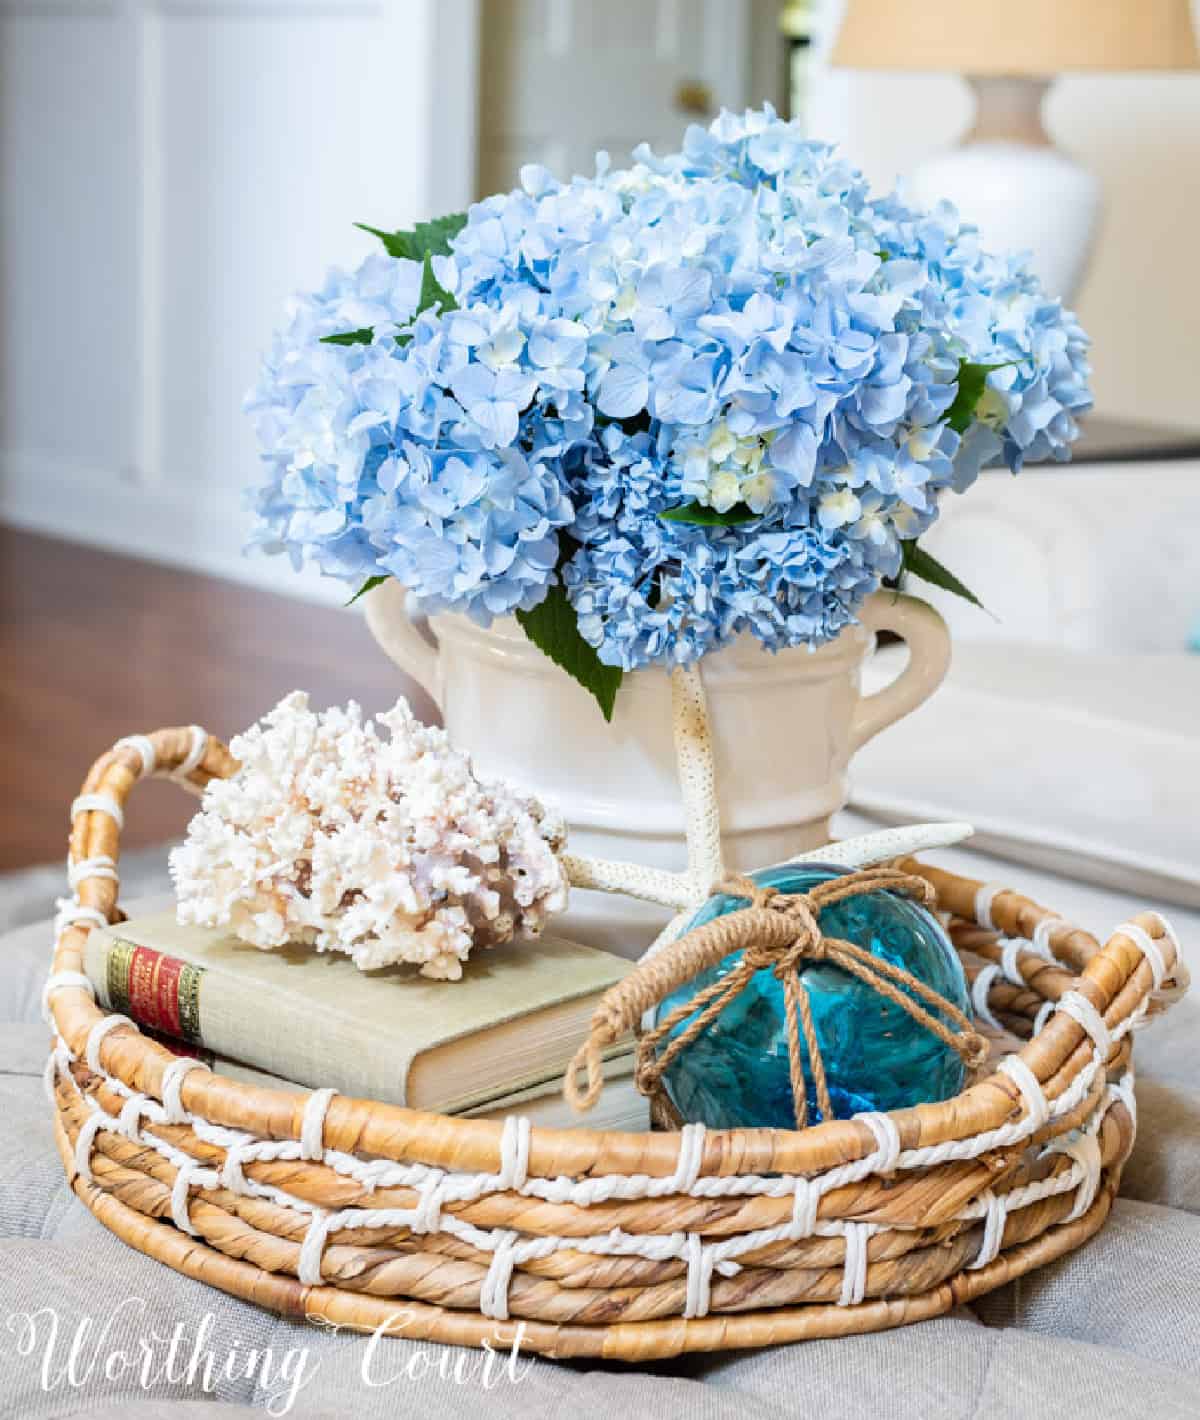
365, 583, 950, 957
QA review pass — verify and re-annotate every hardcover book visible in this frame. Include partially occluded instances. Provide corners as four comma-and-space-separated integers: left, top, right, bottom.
84, 911, 632, 1115
187, 1046, 649, 1133
464, 1052, 648, 1132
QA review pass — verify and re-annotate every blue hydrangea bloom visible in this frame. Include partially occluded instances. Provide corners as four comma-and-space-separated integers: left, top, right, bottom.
246, 105, 1091, 667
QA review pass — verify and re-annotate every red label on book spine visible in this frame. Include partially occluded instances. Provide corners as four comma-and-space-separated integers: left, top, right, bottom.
108, 939, 205, 1044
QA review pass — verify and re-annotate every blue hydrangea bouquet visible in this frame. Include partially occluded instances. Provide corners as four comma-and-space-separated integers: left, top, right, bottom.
247, 106, 1092, 718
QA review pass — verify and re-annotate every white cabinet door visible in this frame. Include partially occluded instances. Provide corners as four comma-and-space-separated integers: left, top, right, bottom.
1, 5, 141, 484
0, 0, 460, 600
479, 0, 750, 193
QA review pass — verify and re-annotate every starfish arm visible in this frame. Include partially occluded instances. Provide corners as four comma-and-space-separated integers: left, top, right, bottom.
785, 822, 975, 871
670, 663, 725, 897
562, 854, 696, 910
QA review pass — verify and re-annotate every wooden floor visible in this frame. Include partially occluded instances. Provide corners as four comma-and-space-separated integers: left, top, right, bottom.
0, 526, 426, 869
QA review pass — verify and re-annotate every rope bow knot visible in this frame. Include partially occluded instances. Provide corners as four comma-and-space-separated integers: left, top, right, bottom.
565, 866, 988, 1129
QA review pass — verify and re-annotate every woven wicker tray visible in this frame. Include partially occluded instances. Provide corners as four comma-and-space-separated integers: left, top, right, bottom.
44, 724, 1188, 1361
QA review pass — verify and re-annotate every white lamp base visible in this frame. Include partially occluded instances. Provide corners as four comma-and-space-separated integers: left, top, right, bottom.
906, 77, 1099, 304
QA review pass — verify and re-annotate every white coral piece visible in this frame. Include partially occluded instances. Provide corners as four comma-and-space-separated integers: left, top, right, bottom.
169, 691, 569, 979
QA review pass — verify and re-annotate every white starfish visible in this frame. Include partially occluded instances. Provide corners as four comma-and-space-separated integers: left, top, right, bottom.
560, 664, 973, 963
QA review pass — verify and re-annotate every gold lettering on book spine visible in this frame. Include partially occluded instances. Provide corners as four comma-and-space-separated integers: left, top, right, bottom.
177, 962, 203, 1043
102, 937, 206, 1044
106, 940, 136, 1017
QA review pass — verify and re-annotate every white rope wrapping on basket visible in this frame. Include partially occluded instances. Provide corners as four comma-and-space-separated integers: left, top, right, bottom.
41, 971, 95, 1024
974, 883, 1010, 933
1055, 991, 1113, 1059
298, 1210, 334, 1285
1150, 913, 1190, 1006
1044, 1131, 1103, 1222
999, 934, 1056, 986
171, 1159, 218, 1236
860, 1112, 900, 1175
670, 1122, 706, 1193
85, 1015, 133, 1073
53, 902, 110, 938
839, 1223, 870, 1306
1122, 922, 1169, 987
114, 735, 157, 776
43, 1039, 67, 1105
53, 1037, 1140, 1322
63, 1054, 933, 1219
167, 726, 209, 791
996, 1054, 1050, 1132
70, 794, 125, 830
999, 938, 1025, 985
1032, 917, 1071, 955
301, 1088, 337, 1162
969, 1190, 1007, 1270
73, 1105, 109, 1184
971, 964, 1003, 1031
1117, 916, 1190, 1010
68, 856, 118, 889
220, 1137, 260, 1195
480, 1230, 521, 1319
43, 676, 1186, 1327
53, 904, 1154, 1323
1107, 1073, 1138, 1133
499, 1115, 532, 1191
50, 1034, 1144, 1327
115, 727, 207, 792
161, 1056, 210, 1125
790, 1175, 820, 1237
682, 1232, 714, 1318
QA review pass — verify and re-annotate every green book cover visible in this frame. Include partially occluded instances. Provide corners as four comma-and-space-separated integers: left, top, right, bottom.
85, 911, 630, 1114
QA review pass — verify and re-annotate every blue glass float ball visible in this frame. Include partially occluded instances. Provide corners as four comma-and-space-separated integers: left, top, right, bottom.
653, 864, 972, 1129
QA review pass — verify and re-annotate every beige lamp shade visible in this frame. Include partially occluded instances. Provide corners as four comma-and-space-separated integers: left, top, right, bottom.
832, 0, 1200, 75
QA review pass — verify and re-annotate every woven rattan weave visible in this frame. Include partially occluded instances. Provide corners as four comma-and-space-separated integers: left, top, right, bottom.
45, 724, 1187, 1361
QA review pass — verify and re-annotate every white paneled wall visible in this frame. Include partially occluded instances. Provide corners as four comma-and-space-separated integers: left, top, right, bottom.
0, 0, 474, 601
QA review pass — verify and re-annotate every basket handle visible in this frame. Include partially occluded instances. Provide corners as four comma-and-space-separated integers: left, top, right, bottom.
65, 728, 237, 926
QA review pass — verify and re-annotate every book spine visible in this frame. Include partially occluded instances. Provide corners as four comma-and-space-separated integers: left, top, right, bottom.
82, 926, 620, 1114
83, 925, 406, 1101
84, 931, 316, 1084
102, 936, 205, 1044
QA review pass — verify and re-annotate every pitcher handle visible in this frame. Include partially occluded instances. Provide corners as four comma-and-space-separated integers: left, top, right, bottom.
362, 578, 443, 709
849, 591, 951, 754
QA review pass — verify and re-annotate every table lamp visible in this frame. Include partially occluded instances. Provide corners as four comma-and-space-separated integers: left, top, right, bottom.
831, 0, 1199, 301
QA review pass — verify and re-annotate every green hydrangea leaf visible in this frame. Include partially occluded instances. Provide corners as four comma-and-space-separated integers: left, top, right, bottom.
345, 574, 388, 607
324, 256, 452, 354
335, 214, 464, 345
659, 502, 758, 527
354, 221, 401, 254
355, 212, 468, 261
900, 540, 986, 610
417, 252, 457, 316
946, 358, 1017, 434
516, 586, 623, 722
412, 212, 469, 255
320, 328, 375, 347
